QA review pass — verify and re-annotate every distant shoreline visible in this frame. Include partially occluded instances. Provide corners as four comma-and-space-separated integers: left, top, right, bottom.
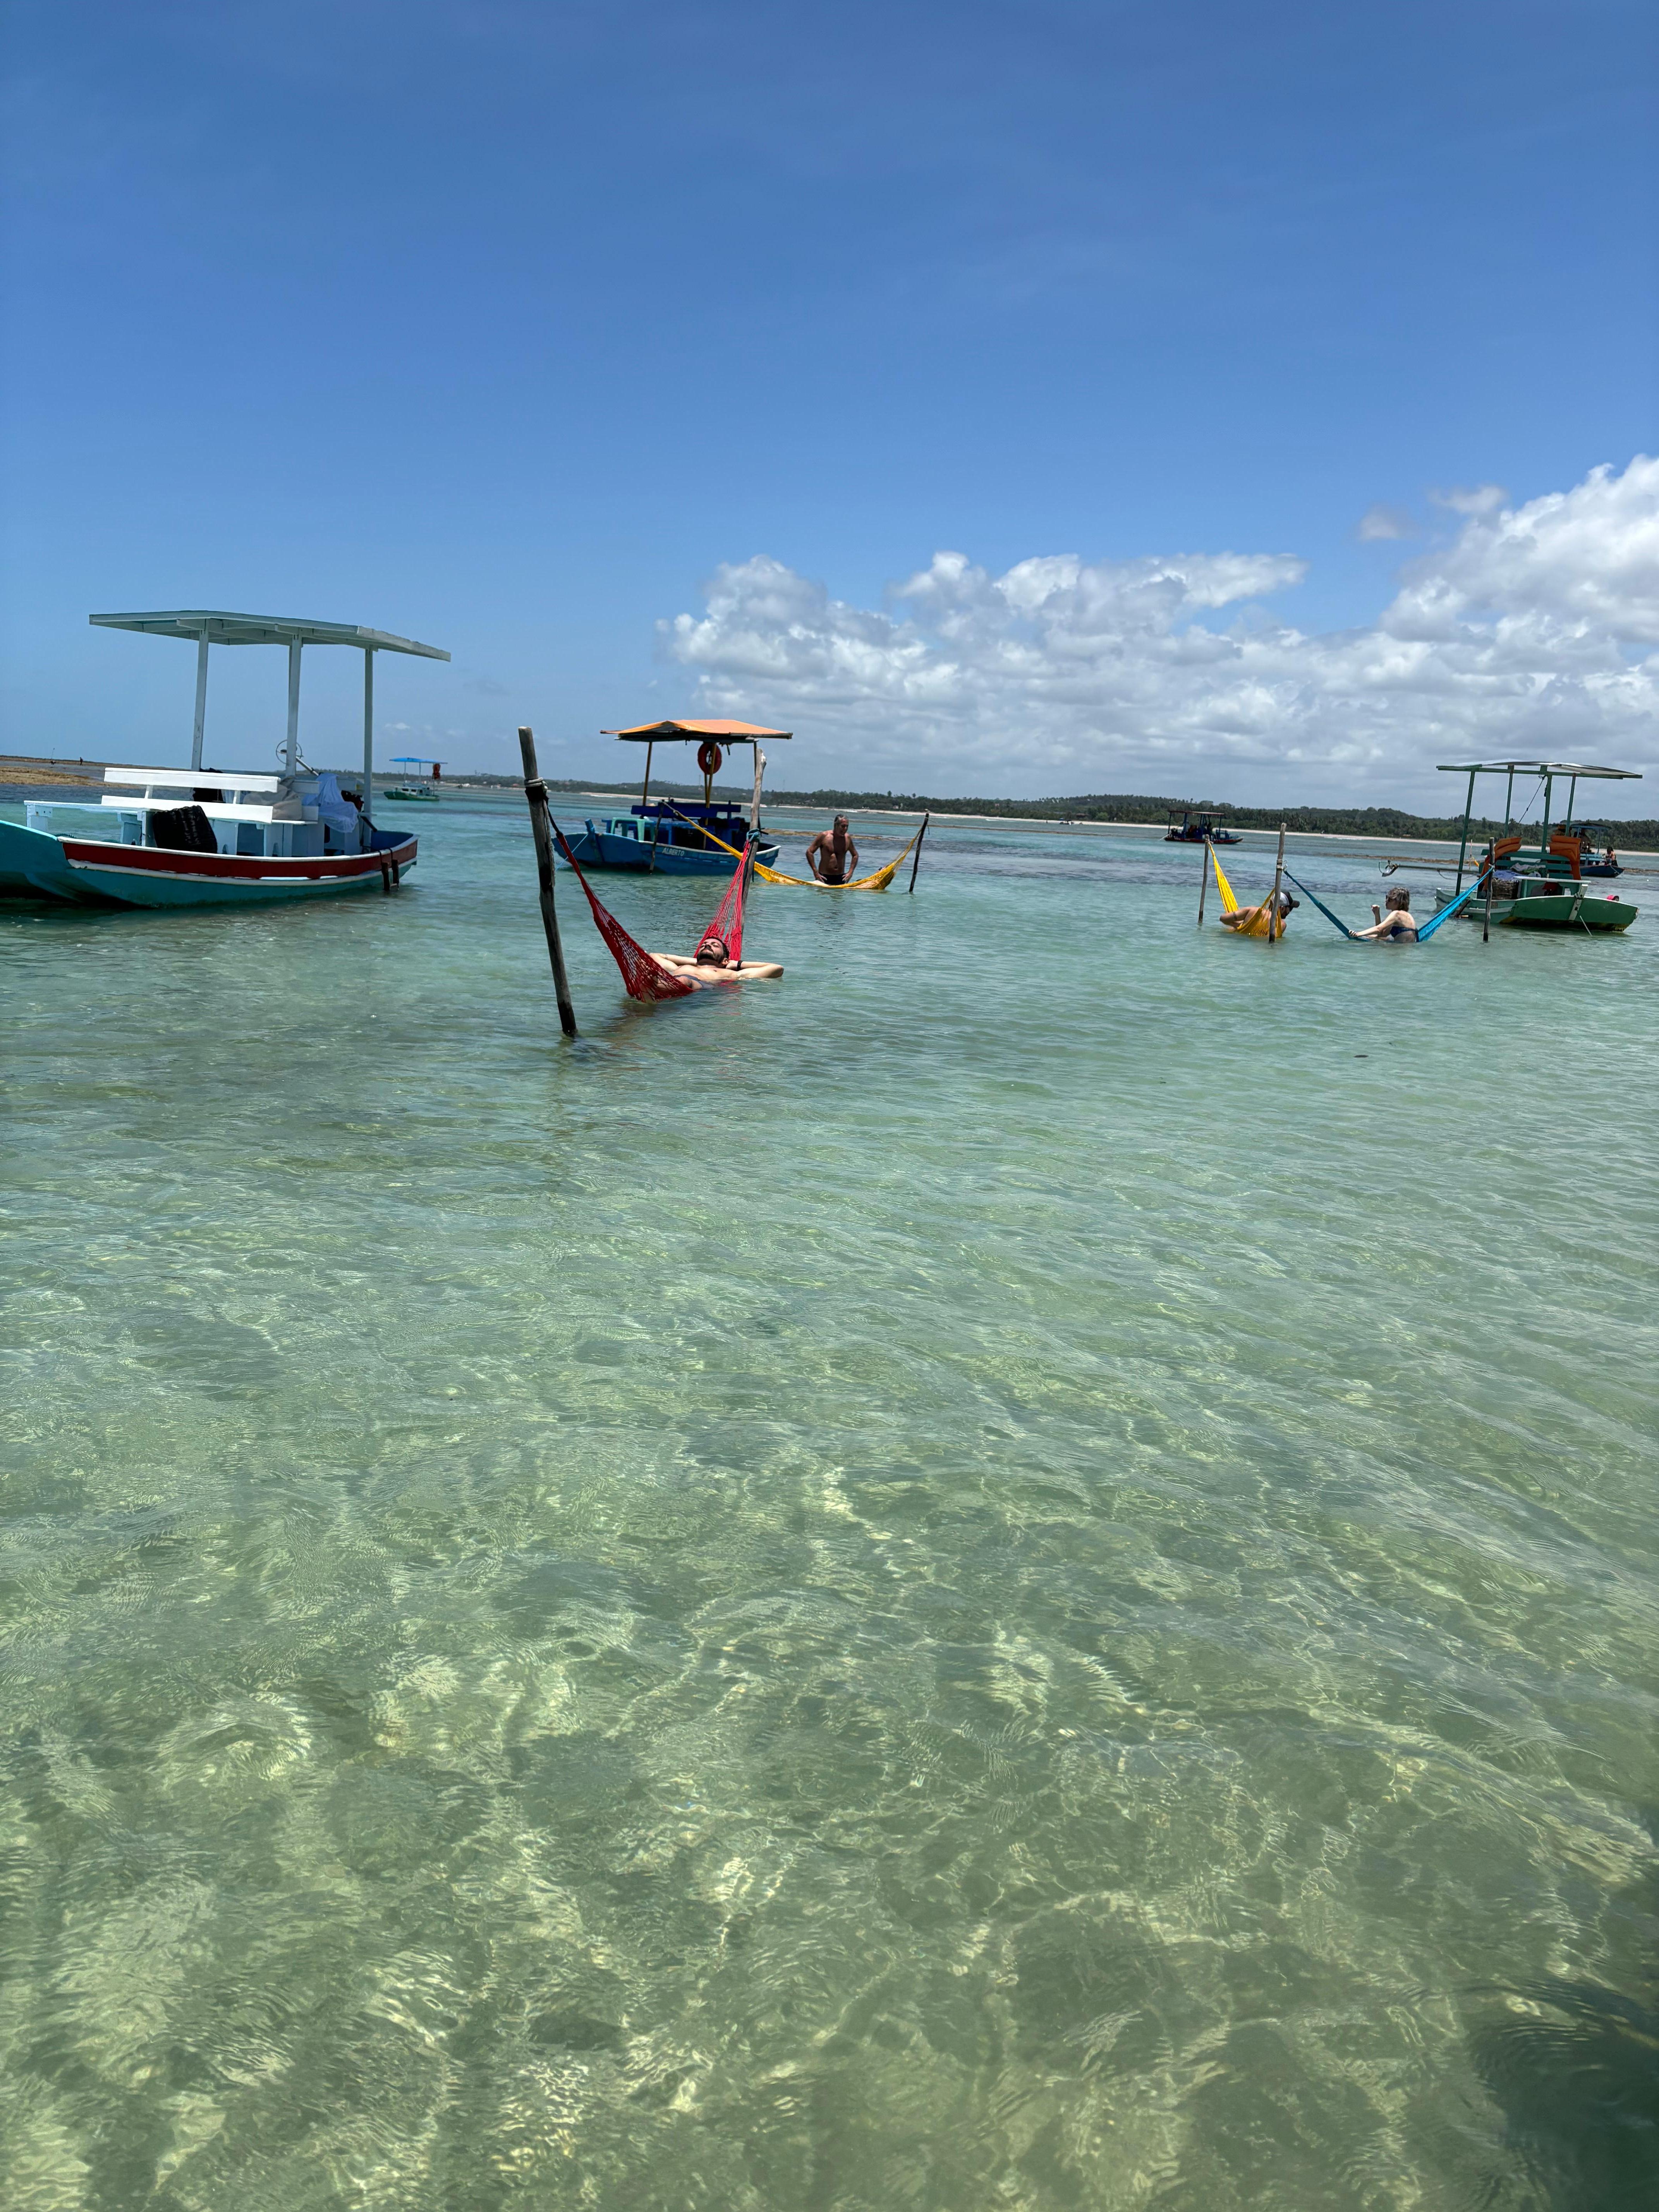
5, 753, 1653, 850
437, 771, 1659, 850
522, 792, 1470, 850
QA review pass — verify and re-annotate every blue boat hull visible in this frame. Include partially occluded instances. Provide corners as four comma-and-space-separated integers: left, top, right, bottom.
559, 826, 778, 877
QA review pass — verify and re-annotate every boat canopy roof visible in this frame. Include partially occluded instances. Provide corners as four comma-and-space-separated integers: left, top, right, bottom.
90, 610, 450, 659
603, 718, 791, 742
1437, 759, 1641, 779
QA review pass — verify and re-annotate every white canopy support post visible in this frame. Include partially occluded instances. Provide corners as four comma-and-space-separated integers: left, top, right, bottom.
750, 745, 766, 831
361, 647, 375, 833
191, 632, 210, 771
285, 638, 303, 776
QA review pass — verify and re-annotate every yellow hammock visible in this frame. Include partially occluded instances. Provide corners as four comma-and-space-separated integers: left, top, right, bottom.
1207, 843, 1289, 937
667, 807, 922, 891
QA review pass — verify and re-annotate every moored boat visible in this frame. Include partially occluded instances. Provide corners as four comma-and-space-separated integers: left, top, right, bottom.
383, 756, 442, 802
557, 718, 787, 877
0, 610, 448, 909
1166, 808, 1240, 844
1428, 759, 1641, 934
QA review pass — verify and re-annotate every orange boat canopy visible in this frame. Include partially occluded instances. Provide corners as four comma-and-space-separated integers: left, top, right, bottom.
603, 718, 791, 742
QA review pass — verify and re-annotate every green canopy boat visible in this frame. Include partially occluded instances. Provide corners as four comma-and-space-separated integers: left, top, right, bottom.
1430, 759, 1641, 933
383, 756, 441, 802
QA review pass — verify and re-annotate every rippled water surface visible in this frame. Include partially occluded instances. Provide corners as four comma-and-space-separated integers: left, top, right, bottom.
3, 799, 1657, 2211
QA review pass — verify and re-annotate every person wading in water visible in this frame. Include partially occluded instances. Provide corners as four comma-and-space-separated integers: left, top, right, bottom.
1354, 886, 1421, 941
805, 814, 860, 885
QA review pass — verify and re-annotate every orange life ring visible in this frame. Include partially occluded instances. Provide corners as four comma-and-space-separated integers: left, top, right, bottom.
696, 740, 723, 778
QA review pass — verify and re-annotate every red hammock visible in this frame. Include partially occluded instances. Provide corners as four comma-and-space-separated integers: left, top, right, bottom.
696, 842, 750, 965
553, 828, 752, 1001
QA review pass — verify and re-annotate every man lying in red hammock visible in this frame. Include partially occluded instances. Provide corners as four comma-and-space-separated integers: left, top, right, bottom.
554, 824, 782, 999
649, 926, 782, 985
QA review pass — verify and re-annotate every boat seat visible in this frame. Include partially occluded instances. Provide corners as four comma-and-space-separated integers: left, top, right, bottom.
149, 804, 218, 853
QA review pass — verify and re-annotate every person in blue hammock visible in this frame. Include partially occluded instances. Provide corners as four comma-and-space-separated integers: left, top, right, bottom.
1355, 886, 1419, 941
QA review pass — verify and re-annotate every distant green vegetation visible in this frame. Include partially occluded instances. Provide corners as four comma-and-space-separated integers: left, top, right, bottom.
462, 771, 1659, 848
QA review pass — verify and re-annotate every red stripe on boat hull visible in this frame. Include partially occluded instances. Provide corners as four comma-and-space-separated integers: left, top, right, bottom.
60, 837, 417, 885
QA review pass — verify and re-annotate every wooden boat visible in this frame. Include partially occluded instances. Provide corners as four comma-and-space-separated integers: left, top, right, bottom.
558, 718, 787, 878
0, 610, 447, 909
1166, 808, 1240, 844
1551, 820, 1622, 876
1428, 759, 1640, 933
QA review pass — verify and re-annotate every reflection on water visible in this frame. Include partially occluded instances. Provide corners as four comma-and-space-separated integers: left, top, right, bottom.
2, 800, 1657, 2209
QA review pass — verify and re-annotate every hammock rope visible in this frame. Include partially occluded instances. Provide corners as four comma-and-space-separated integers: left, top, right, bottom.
665, 805, 920, 890
1279, 867, 1356, 938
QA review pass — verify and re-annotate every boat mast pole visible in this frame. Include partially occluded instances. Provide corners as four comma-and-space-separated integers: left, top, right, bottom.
361, 648, 375, 830
285, 638, 302, 778
191, 630, 210, 771
1454, 769, 1475, 893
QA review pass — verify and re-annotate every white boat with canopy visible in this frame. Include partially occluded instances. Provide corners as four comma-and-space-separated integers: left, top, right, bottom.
0, 610, 449, 907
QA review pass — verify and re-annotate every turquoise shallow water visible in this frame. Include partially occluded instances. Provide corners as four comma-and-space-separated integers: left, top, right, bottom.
3, 798, 1657, 2211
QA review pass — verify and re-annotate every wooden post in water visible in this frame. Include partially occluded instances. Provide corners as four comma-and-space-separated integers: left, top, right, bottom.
1197, 838, 1210, 927
1482, 855, 1495, 943
1267, 822, 1287, 943
518, 726, 577, 1038
908, 811, 930, 893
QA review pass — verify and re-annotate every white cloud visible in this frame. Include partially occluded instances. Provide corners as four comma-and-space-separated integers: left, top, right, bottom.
1431, 483, 1507, 517
661, 458, 1659, 795
1356, 504, 1415, 542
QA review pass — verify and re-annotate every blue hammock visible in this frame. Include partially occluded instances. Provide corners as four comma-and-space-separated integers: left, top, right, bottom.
1281, 867, 1485, 943
1280, 868, 1356, 938
1415, 876, 1486, 939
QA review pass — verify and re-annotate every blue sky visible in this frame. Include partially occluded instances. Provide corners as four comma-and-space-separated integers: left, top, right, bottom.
2, 0, 1654, 804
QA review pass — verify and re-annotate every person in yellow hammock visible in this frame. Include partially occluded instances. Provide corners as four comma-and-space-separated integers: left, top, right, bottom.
805, 814, 860, 885
1221, 887, 1298, 934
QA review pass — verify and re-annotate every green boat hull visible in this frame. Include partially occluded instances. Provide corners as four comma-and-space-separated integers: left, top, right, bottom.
1500, 891, 1637, 932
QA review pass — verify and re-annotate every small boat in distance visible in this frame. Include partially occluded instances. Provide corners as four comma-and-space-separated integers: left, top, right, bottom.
1551, 820, 1623, 876
1166, 808, 1241, 844
383, 756, 442, 802
559, 718, 787, 877
0, 610, 448, 908
1429, 759, 1640, 933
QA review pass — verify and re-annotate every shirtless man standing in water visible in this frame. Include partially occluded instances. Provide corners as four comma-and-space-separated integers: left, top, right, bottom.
805, 814, 859, 884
